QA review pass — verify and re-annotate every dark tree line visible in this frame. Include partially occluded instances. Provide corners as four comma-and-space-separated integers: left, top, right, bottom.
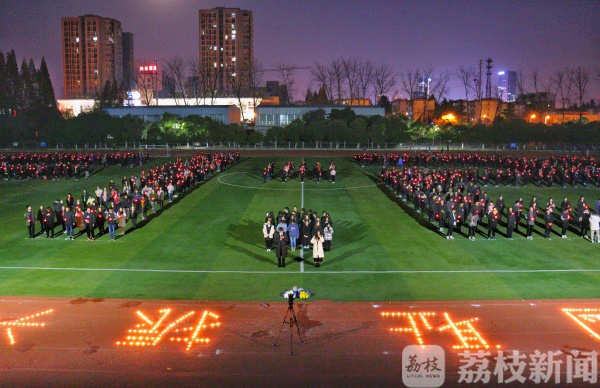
0, 50, 60, 145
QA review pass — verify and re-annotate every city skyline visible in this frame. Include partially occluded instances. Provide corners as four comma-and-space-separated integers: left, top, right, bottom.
1, 0, 599, 103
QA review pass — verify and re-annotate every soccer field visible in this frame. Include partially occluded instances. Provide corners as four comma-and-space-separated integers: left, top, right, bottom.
1, 155, 600, 302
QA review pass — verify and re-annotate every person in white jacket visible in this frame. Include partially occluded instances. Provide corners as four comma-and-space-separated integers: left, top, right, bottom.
263, 219, 275, 252
311, 230, 325, 268
590, 213, 600, 243
323, 224, 333, 251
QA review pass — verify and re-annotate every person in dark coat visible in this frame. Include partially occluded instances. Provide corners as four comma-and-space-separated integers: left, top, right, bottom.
301, 219, 311, 250
44, 206, 55, 238
495, 195, 505, 224
487, 207, 499, 240
95, 205, 105, 237
447, 209, 456, 240
37, 205, 45, 233
25, 205, 35, 238
275, 227, 289, 268
526, 206, 536, 240
580, 208, 591, 238
506, 208, 516, 239
512, 198, 523, 232
544, 208, 554, 239
84, 208, 96, 240
560, 208, 570, 238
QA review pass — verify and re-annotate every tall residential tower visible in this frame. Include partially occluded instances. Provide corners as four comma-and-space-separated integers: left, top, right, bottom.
199, 7, 253, 96
61, 15, 123, 98
498, 71, 517, 102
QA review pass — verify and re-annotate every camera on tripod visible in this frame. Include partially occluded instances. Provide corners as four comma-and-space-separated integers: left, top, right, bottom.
275, 292, 303, 356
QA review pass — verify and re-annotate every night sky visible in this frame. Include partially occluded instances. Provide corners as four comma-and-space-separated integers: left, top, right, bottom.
1, 0, 599, 102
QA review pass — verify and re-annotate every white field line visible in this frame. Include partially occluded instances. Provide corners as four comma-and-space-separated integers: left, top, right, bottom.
1, 266, 600, 274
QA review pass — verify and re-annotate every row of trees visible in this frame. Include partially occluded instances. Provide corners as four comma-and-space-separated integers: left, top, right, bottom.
0, 50, 60, 138
148, 55, 599, 124
264, 108, 600, 146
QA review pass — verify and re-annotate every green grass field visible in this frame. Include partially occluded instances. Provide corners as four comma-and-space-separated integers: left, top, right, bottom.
1, 155, 600, 302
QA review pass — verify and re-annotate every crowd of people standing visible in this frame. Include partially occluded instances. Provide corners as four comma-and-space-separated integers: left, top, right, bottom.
23, 152, 240, 241
263, 160, 336, 184
375, 151, 600, 242
262, 207, 333, 267
2, 151, 151, 180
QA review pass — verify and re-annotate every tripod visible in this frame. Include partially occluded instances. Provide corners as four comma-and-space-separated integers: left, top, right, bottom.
274, 295, 304, 356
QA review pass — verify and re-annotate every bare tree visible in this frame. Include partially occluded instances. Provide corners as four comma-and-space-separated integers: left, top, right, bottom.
341, 56, 360, 101
456, 66, 475, 124
431, 70, 452, 118
163, 56, 189, 105
373, 62, 397, 103
187, 56, 203, 105
248, 58, 264, 117
572, 65, 590, 123
529, 69, 542, 96
551, 68, 574, 123
330, 58, 346, 103
515, 70, 528, 101
399, 69, 421, 101
134, 60, 161, 106
275, 61, 298, 105
357, 60, 374, 101
311, 62, 333, 103
226, 65, 248, 122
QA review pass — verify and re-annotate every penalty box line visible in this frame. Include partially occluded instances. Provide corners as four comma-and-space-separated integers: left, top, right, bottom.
1, 267, 600, 274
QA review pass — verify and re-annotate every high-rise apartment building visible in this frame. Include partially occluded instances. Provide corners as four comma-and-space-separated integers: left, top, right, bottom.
498, 71, 517, 103
62, 15, 123, 98
199, 7, 253, 96
122, 32, 135, 90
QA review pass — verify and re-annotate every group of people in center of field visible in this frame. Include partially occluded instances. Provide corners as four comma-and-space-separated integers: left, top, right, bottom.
263, 160, 336, 184
262, 206, 333, 268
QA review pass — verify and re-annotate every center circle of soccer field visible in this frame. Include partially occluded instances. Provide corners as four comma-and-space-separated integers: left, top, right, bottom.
217, 171, 378, 190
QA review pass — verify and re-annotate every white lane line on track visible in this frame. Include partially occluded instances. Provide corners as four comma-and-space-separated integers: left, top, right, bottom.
1, 267, 600, 274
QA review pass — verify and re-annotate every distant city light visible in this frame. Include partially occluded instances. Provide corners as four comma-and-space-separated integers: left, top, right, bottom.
498, 71, 505, 75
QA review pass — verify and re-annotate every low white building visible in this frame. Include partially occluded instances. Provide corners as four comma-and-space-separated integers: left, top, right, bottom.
254, 105, 385, 133
102, 105, 241, 125
58, 97, 259, 123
